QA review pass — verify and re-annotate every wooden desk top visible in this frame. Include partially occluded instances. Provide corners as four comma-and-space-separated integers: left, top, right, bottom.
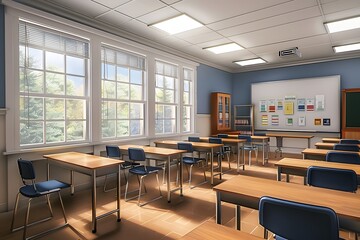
213, 175, 360, 220
275, 158, 360, 175
266, 133, 314, 139
322, 138, 341, 143
179, 221, 261, 240
302, 148, 360, 156
118, 145, 186, 156
154, 140, 223, 148
211, 134, 269, 140
44, 152, 124, 169
315, 142, 360, 149
199, 137, 246, 144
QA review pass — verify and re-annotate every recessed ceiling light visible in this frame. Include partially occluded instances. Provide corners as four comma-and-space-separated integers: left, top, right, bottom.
150, 14, 203, 35
234, 58, 266, 66
324, 16, 360, 33
204, 43, 244, 54
333, 43, 360, 53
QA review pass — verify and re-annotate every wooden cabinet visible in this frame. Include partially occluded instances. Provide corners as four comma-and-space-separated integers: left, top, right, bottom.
342, 88, 360, 139
233, 105, 254, 135
211, 92, 231, 134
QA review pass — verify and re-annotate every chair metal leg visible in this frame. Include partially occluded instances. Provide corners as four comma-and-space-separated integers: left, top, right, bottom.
46, 195, 54, 217
249, 150, 252, 166
11, 193, 20, 232
264, 228, 269, 239
156, 173, 162, 197
188, 164, 193, 188
137, 176, 145, 206
58, 192, 68, 224
24, 198, 32, 240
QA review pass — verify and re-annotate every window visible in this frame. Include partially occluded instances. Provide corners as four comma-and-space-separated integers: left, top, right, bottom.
155, 60, 178, 134
19, 21, 89, 146
101, 46, 146, 139
183, 68, 193, 132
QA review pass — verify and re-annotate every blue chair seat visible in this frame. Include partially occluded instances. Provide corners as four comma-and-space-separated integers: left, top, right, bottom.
129, 165, 162, 175
182, 156, 206, 165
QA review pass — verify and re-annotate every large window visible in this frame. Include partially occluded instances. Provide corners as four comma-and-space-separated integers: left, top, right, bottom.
101, 46, 146, 139
183, 68, 193, 132
19, 21, 89, 146
155, 61, 178, 134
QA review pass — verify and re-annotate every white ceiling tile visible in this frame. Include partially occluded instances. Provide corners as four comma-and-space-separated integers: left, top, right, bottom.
115, 0, 166, 18
48, 0, 110, 18
175, 28, 223, 44
160, 0, 183, 4
137, 7, 180, 25
91, 0, 132, 9
321, 0, 360, 15
330, 29, 360, 44
96, 10, 132, 26
323, 7, 360, 22
197, 38, 238, 48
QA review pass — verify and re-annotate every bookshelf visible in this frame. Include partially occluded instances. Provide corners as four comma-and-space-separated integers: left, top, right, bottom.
233, 105, 254, 135
211, 92, 231, 134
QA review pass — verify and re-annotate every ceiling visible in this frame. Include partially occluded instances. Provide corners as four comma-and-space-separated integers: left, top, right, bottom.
12, 0, 360, 72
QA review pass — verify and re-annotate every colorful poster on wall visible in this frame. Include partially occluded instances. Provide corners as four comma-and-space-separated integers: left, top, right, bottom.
297, 98, 305, 111
306, 98, 315, 111
260, 100, 267, 112
271, 115, 279, 125
284, 101, 294, 115
286, 118, 293, 126
314, 118, 322, 125
323, 118, 331, 126
277, 99, 283, 111
261, 115, 268, 125
298, 116, 306, 126
316, 95, 325, 111
268, 99, 276, 112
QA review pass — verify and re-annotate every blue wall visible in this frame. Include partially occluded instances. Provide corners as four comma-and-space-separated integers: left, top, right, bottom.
232, 58, 360, 106
0, 5, 4, 108
196, 64, 233, 114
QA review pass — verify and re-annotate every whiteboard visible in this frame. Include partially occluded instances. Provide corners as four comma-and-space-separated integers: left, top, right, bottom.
251, 75, 340, 133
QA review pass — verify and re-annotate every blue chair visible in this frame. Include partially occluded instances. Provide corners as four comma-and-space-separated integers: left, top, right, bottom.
307, 166, 359, 239
177, 142, 207, 189
333, 144, 359, 152
326, 151, 360, 164
11, 159, 70, 240
259, 196, 340, 240
188, 136, 210, 161
188, 136, 201, 142
238, 135, 258, 166
340, 139, 360, 144
103, 145, 140, 192
125, 148, 162, 206
217, 134, 232, 156
209, 137, 231, 172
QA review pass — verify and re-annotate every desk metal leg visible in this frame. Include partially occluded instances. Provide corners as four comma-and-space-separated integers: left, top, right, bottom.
262, 140, 265, 165
167, 156, 171, 203
237, 143, 240, 173
211, 148, 214, 185
180, 154, 183, 197
308, 139, 311, 148
216, 192, 221, 224
47, 161, 50, 180
70, 170, 74, 195
117, 165, 121, 222
92, 169, 97, 233
277, 167, 282, 181
235, 205, 241, 230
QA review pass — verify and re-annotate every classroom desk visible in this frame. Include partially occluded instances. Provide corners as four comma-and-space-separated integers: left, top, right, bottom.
118, 145, 186, 203
322, 138, 341, 143
154, 140, 223, 185
315, 142, 360, 149
302, 148, 360, 160
179, 220, 262, 240
275, 157, 360, 182
199, 137, 246, 171
213, 175, 360, 231
266, 133, 314, 157
43, 152, 124, 233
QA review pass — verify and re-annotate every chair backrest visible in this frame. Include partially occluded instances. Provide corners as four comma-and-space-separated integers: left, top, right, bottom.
217, 134, 228, 138
188, 136, 200, 142
238, 135, 251, 143
177, 142, 193, 153
128, 148, 146, 162
259, 196, 339, 240
340, 139, 360, 144
333, 144, 359, 152
209, 137, 222, 144
17, 159, 36, 181
307, 166, 357, 192
106, 145, 121, 158
326, 151, 360, 164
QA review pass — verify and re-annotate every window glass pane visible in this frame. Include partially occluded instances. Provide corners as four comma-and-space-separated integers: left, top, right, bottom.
156, 88, 164, 102
67, 99, 86, 119
155, 119, 163, 134
183, 119, 190, 132
20, 69, 44, 93
184, 80, 190, 92
130, 85, 142, 100
20, 121, 43, 145
156, 104, 164, 118
117, 83, 129, 100
67, 121, 86, 141
184, 106, 191, 118
45, 98, 65, 120
20, 97, 43, 120
46, 121, 65, 143
130, 120, 143, 135
66, 56, 85, 76
66, 76, 85, 96
102, 101, 116, 119
117, 67, 129, 82
117, 120, 129, 136
20, 47, 44, 69
101, 63, 116, 80
164, 76, 174, 89
102, 120, 116, 138
117, 102, 129, 119
46, 52, 64, 72
46, 73, 65, 95
165, 90, 175, 103
130, 103, 143, 119
183, 92, 190, 105
102, 80, 116, 99
164, 105, 176, 118
164, 119, 175, 133
130, 69, 142, 84
156, 75, 164, 87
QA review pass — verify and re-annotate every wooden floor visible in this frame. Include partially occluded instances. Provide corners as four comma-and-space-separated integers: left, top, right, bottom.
0, 152, 357, 240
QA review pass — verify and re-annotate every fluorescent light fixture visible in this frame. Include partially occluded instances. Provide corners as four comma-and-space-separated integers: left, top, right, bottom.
204, 43, 243, 54
234, 58, 266, 66
325, 16, 360, 33
150, 14, 203, 35
333, 43, 360, 53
